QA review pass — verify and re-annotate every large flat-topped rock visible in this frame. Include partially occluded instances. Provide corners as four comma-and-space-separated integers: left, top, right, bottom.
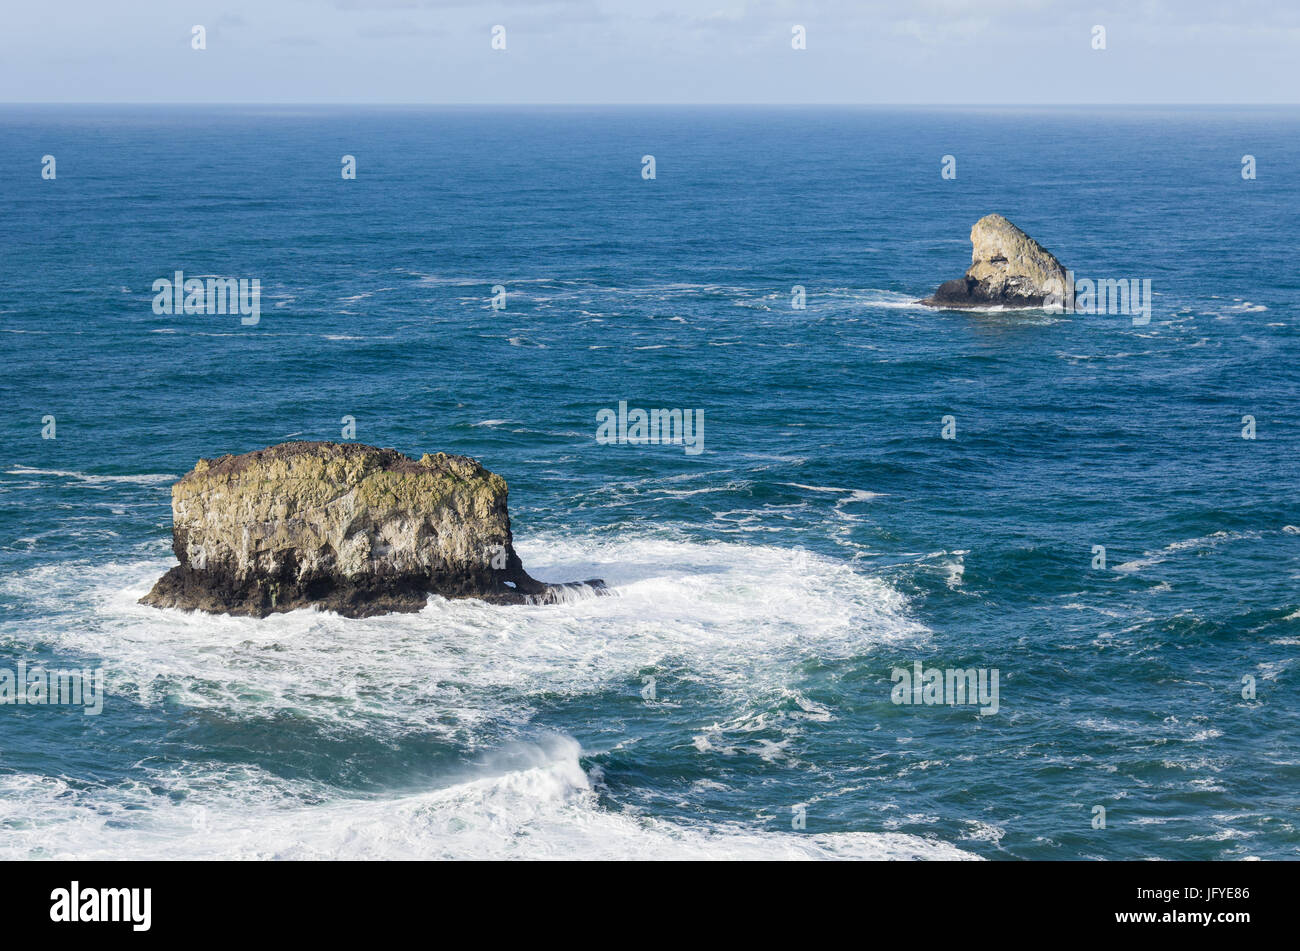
140, 441, 604, 617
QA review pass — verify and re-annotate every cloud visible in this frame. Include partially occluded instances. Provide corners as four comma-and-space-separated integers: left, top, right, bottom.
2, 0, 1299, 103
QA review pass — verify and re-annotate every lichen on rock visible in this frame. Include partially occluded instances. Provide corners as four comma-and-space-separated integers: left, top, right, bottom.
140, 441, 605, 617
920, 214, 1072, 310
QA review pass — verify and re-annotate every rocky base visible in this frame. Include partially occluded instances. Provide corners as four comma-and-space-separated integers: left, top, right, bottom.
920, 276, 1056, 310
141, 558, 607, 618
139, 441, 605, 618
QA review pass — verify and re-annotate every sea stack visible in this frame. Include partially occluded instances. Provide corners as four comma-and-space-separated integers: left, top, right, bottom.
140, 442, 604, 617
921, 214, 1072, 310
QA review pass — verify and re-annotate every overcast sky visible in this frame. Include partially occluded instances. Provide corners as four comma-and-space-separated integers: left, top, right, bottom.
3, 0, 1297, 104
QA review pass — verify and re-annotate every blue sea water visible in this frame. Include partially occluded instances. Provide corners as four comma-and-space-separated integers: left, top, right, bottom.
0, 105, 1297, 859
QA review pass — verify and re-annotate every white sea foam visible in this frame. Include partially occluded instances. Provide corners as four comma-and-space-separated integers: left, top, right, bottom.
652, 483, 749, 498
854, 292, 931, 310
0, 534, 947, 859
781, 483, 884, 502
4, 466, 176, 486
942, 556, 965, 590
1112, 530, 1258, 574
0, 736, 973, 860
4, 534, 925, 733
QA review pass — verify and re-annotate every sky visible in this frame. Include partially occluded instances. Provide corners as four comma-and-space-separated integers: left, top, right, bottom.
2, 0, 1298, 104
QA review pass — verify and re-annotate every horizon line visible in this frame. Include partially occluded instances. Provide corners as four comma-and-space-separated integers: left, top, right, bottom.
3, 101, 1299, 108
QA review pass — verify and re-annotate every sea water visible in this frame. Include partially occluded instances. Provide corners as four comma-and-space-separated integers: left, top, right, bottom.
0, 106, 1297, 859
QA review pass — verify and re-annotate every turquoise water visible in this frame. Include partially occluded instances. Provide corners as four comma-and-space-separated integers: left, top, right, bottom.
0, 106, 1297, 859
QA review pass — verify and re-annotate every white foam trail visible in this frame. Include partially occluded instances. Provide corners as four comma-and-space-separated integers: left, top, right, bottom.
0, 737, 974, 860
1, 534, 926, 736
782, 483, 884, 501
1113, 530, 1257, 573
5, 466, 176, 485
0, 533, 940, 860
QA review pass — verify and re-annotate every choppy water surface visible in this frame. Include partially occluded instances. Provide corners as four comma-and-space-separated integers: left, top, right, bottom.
1, 107, 1297, 859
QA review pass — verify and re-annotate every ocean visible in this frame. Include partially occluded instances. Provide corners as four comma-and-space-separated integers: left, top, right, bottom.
1, 105, 1296, 859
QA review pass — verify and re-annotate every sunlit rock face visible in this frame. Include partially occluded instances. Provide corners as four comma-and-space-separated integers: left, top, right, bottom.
140, 442, 604, 617
921, 214, 1072, 310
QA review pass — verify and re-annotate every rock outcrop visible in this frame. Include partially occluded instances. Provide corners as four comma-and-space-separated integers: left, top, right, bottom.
140, 442, 605, 617
920, 214, 1071, 310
